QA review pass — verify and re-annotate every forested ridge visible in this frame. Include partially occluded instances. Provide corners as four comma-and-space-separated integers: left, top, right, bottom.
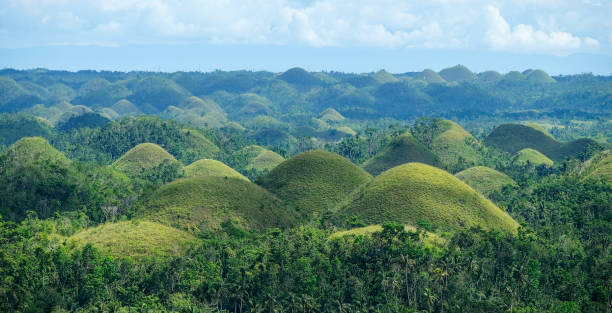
0, 67, 610, 312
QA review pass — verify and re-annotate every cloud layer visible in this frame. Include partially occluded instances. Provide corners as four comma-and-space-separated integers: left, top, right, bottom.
1, 0, 610, 55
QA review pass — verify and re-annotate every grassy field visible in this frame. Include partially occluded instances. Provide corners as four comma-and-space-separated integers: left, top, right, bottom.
363, 132, 439, 176
339, 163, 519, 234
112, 143, 179, 175
184, 158, 249, 181
455, 166, 517, 197
68, 220, 195, 259
513, 148, 554, 166
143, 176, 298, 231
257, 150, 372, 218
485, 123, 597, 162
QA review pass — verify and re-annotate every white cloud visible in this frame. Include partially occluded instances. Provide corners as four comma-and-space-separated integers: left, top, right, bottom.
0, 0, 608, 54
485, 5, 586, 54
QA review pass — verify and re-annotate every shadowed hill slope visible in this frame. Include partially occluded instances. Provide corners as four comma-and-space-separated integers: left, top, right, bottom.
485, 124, 597, 162
363, 132, 439, 176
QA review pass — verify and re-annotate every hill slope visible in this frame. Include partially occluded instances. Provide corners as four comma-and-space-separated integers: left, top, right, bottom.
583, 150, 612, 182
455, 166, 517, 197
0, 137, 76, 220
257, 150, 372, 217
363, 132, 439, 176
239, 145, 285, 174
438, 65, 475, 82
339, 163, 519, 233
430, 120, 483, 171
112, 143, 179, 175
485, 124, 597, 162
69, 221, 195, 259
143, 177, 297, 231
513, 148, 554, 166
184, 159, 249, 181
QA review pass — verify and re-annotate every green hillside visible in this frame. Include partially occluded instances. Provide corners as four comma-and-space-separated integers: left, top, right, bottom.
513, 148, 554, 166
524, 69, 556, 83
414, 69, 446, 83
363, 132, 439, 176
584, 150, 612, 182
372, 70, 400, 84
240, 145, 285, 174
0, 137, 75, 220
431, 120, 483, 171
184, 159, 249, 181
279, 67, 322, 87
455, 166, 517, 197
0, 113, 56, 146
438, 65, 475, 82
320, 108, 345, 122
339, 163, 519, 233
485, 123, 597, 162
68, 221, 195, 259
112, 143, 179, 175
110, 99, 141, 116
257, 150, 372, 217
477, 70, 503, 83
143, 176, 297, 231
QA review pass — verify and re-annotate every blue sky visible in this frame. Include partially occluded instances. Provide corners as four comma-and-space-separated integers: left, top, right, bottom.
1, 0, 611, 74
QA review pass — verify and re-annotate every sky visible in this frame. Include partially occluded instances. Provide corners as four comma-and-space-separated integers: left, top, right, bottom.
1, 0, 611, 74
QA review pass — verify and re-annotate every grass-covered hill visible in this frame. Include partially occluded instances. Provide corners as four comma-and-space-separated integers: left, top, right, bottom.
582, 150, 612, 182
413, 69, 446, 83
239, 145, 285, 174
524, 69, 556, 83
112, 143, 179, 175
513, 148, 554, 166
338, 163, 519, 233
362, 132, 439, 176
428, 120, 483, 171
485, 124, 597, 162
455, 166, 517, 197
142, 176, 297, 231
0, 137, 76, 220
257, 150, 372, 218
438, 65, 475, 82
279, 67, 322, 88
68, 220, 195, 258
184, 159, 249, 181
320, 108, 345, 122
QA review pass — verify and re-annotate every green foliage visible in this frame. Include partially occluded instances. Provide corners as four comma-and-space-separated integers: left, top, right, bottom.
363, 132, 439, 175
61, 116, 219, 164
257, 150, 372, 219
582, 150, 612, 182
184, 158, 249, 181
455, 166, 518, 197
143, 176, 298, 231
339, 162, 519, 233
0, 113, 56, 146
